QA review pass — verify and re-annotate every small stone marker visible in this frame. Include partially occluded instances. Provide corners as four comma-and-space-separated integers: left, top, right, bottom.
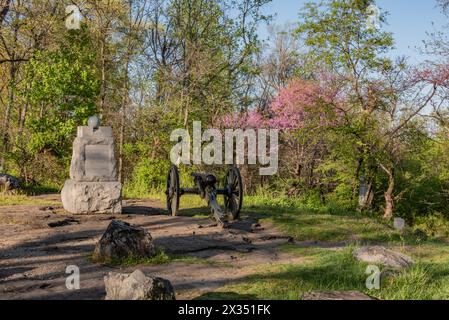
61, 116, 122, 214
394, 218, 405, 231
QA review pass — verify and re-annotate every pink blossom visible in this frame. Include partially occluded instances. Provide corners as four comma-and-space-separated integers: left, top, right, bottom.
217, 78, 342, 132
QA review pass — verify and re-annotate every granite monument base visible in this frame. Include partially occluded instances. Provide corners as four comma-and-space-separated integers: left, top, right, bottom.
61, 180, 122, 214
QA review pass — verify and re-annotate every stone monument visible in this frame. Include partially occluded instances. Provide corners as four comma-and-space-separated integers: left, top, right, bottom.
61, 116, 122, 214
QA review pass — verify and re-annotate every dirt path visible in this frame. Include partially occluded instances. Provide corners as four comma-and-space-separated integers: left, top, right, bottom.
0, 195, 306, 300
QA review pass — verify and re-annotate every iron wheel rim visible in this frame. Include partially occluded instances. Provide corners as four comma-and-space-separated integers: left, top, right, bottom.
224, 166, 243, 220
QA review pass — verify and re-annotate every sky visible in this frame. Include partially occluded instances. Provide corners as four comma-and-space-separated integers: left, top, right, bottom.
258, 0, 448, 63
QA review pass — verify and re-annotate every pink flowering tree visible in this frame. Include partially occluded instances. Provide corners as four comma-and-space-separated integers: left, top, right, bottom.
219, 79, 342, 131
218, 78, 343, 189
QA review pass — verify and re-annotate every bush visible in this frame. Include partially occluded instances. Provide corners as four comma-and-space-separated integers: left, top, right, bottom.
124, 158, 171, 198
414, 213, 449, 238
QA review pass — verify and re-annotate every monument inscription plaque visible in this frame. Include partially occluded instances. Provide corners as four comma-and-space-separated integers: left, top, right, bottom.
85, 145, 111, 178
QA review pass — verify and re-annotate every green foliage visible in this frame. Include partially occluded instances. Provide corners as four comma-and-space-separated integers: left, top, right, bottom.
415, 213, 449, 238
24, 29, 100, 157
395, 132, 449, 220
296, 0, 394, 74
124, 158, 171, 198
6, 25, 101, 188
123, 155, 199, 198
91, 248, 220, 267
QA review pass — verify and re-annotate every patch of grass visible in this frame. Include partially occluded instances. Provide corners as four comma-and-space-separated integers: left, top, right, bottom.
414, 213, 449, 238
244, 194, 356, 216
194, 292, 258, 300
90, 249, 222, 267
198, 244, 449, 300
242, 195, 430, 245
261, 213, 399, 244
102, 249, 173, 266
0, 194, 60, 206
278, 243, 332, 256
197, 247, 366, 300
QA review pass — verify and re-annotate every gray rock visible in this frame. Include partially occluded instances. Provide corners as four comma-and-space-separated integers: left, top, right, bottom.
302, 291, 375, 300
104, 270, 175, 300
93, 220, 156, 261
353, 246, 414, 269
0, 173, 21, 190
61, 180, 122, 214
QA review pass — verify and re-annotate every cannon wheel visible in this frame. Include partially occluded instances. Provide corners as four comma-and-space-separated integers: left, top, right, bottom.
166, 165, 180, 216
224, 167, 243, 220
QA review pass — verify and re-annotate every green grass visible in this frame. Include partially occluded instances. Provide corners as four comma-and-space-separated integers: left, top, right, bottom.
0, 194, 60, 206
91, 249, 224, 267
197, 245, 449, 300
260, 214, 400, 243
192, 194, 449, 300
242, 194, 425, 245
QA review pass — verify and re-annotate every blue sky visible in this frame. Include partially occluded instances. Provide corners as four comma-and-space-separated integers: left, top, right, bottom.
259, 0, 447, 63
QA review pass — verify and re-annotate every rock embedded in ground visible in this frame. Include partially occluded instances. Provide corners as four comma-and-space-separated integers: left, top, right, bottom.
93, 220, 156, 261
302, 291, 375, 300
104, 270, 175, 300
353, 246, 414, 269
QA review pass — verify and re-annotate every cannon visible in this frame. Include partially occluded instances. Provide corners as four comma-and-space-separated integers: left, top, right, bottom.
165, 166, 243, 227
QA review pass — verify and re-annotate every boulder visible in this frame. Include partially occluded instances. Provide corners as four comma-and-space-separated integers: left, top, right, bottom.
353, 246, 413, 269
0, 173, 21, 191
302, 291, 375, 300
61, 180, 122, 214
104, 270, 175, 300
93, 220, 156, 261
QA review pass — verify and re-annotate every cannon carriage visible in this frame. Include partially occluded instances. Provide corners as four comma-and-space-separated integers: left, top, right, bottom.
165, 166, 243, 227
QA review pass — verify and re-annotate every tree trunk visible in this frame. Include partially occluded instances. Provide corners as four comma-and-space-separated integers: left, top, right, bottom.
1, 61, 16, 171
295, 162, 302, 178
99, 39, 107, 117
352, 157, 363, 201
383, 167, 395, 220
118, 2, 133, 184
118, 60, 129, 184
